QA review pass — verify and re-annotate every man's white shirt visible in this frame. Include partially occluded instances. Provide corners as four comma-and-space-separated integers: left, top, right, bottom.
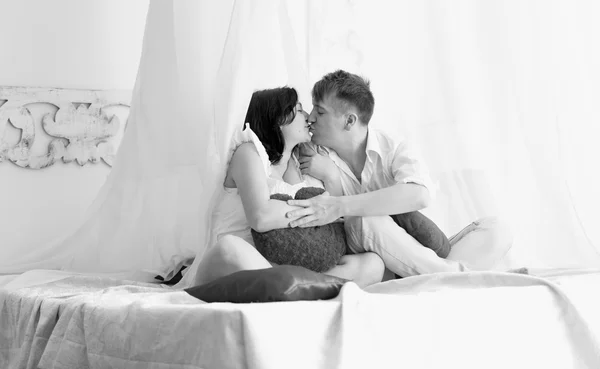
310, 128, 435, 197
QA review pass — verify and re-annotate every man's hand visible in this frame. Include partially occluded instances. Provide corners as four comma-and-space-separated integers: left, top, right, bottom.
286, 192, 344, 227
298, 144, 338, 181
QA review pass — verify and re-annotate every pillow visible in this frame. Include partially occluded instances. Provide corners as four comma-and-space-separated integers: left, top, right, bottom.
184, 265, 348, 303
251, 187, 346, 272
390, 211, 451, 258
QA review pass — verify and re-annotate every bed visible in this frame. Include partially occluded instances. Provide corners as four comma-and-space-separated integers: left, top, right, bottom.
2, 87, 600, 369
2, 268, 600, 368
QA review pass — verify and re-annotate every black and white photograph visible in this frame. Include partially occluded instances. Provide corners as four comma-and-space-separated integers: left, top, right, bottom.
1, 1, 600, 368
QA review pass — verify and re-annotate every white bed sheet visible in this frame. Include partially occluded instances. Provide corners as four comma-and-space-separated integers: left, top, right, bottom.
1, 269, 600, 369
0, 275, 19, 288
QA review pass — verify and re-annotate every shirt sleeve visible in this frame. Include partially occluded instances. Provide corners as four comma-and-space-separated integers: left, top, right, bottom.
390, 141, 436, 198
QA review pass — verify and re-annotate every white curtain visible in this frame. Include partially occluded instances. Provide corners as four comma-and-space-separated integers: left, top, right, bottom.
1, 0, 312, 281
346, 0, 600, 269
2, 0, 599, 279
2, 0, 233, 279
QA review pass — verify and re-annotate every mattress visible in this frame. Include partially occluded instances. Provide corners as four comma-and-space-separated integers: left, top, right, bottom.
1, 268, 600, 369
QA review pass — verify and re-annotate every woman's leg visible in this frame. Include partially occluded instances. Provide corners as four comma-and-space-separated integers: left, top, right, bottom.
447, 216, 514, 270
324, 252, 385, 288
192, 234, 272, 286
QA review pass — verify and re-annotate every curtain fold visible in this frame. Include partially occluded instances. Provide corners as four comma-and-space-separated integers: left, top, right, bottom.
2, 0, 598, 278
351, 0, 600, 268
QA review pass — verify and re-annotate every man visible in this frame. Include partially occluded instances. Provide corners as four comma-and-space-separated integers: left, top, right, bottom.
286, 70, 513, 277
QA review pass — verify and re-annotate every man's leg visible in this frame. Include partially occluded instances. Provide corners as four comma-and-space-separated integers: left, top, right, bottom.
325, 252, 385, 288
344, 216, 469, 277
446, 216, 514, 270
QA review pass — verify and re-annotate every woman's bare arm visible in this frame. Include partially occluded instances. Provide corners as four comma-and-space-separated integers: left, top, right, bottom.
298, 143, 344, 196
229, 142, 303, 232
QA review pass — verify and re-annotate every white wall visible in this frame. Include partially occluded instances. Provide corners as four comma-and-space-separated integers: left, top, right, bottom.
0, 0, 148, 90
0, 0, 148, 255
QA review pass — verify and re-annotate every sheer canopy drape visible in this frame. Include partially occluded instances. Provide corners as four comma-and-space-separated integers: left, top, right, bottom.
350, 0, 600, 269
2, 0, 599, 279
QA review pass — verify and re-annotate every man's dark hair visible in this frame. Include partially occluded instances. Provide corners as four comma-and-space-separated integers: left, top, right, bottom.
244, 87, 298, 164
312, 70, 375, 124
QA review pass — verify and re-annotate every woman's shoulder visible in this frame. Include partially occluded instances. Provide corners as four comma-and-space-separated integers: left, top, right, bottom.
232, 141, 257, 155
228, 124, 271, 177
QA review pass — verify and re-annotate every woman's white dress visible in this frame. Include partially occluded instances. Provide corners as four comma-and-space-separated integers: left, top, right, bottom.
210, 124, 324, 247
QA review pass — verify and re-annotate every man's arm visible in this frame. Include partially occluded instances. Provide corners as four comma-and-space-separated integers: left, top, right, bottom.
343, 182, 430, 216
286, 183, 430, 228
289, 137, 433, 228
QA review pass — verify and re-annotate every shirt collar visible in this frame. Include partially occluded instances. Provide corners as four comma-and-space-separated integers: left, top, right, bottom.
365, 129, 382, 161
365, 129, 381, 157
311, 128, 381, 158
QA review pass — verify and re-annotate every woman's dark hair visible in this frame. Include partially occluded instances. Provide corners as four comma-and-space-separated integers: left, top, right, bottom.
244, 87, 299, 164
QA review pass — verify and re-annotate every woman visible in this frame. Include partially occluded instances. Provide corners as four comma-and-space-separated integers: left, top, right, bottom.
192, 87, 384, 287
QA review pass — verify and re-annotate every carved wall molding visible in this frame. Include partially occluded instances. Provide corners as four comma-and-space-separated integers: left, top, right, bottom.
0, 86, 131, 169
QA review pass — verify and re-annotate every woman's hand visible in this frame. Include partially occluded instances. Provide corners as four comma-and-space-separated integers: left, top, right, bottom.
286, 192, 344, 228
298, 144, 338, 182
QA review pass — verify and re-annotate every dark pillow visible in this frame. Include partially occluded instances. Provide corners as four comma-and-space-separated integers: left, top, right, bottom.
250, 187, 346, 272
184, 265, 348, 303
390, 211, 451, 258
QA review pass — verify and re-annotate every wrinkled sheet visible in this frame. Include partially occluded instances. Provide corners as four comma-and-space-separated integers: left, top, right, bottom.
1, 269, 600, 369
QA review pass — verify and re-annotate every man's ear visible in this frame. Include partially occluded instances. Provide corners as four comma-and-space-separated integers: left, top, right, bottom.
343, 113, 358, 131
